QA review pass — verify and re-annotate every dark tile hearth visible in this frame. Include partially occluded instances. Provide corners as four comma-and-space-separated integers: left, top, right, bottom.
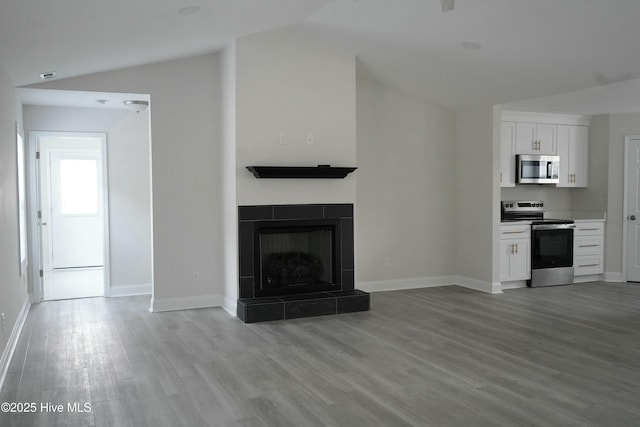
237, 290, 370, 323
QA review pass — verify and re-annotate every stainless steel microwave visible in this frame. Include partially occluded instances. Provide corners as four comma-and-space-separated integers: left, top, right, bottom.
516, 155, 559, 184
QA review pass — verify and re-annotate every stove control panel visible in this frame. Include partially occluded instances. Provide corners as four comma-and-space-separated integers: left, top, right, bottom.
501, 200, 545, 213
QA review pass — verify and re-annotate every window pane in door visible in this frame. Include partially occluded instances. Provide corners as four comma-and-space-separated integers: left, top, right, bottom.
60, 159, 98, 215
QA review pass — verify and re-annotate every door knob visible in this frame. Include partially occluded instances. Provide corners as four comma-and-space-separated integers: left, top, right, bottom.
630, 215, 637, 221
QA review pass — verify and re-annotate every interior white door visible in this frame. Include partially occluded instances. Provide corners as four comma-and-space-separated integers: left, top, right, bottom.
627, 138, 640, 282
49, 151, 104, 268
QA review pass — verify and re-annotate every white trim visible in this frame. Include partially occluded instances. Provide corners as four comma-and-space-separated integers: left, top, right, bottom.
454, 276, 503, 294
358, 276, 455, 293
149, 294, 224, 312
0, 297, 30, 393
501, 110, 591, 126
27, 133, 42, 301
573, 274, 605, 283
109, 283, 152, 297
28, 131, 111, 301
222, 297, 237, 317
501, 280, 527, 290
604, 272, 625, 283
357, 275, 501, 294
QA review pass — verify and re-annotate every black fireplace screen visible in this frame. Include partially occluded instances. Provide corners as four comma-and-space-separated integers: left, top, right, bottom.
258, 227, 335, 291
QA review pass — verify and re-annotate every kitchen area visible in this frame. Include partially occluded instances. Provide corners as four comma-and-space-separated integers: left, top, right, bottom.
499, 110, 607, 290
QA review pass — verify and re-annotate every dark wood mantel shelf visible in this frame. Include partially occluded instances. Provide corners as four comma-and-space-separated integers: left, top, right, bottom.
246, 165, 357, 179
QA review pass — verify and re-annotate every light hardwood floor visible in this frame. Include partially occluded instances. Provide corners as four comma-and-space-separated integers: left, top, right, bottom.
1, 282, 639, 426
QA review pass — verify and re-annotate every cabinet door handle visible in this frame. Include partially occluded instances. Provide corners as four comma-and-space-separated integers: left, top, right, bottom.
578, 228, 599, 231
510, 244, 514, 254
579, 264, 599, 268
515, 243, 518, 254
502, 231, 527, 234
500, 172, 502, 183
579, 244, 599, 247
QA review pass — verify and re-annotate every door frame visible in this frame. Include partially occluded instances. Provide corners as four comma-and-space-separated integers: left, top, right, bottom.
28, 131, 111, 302
622, 135, 640, 283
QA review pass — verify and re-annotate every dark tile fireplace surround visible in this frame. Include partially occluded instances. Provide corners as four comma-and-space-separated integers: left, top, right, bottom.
237, 204, 370, 323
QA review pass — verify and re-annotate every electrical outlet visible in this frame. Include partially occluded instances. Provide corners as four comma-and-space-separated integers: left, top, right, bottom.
1, 313, 5, 331
384, 257, 391, 269
306, 133, 314, 145
279, 132, 287, 145
192, 271, 200, 282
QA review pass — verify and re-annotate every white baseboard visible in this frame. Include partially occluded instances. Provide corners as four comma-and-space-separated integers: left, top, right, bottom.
574, 274, 605, 284
453, 276, 502, 294
110, 283, 152, 297
357, 276, 455, 293
357, 275, 500, 294
150, 294, 224, 312
222, 297, 237, 317
0, 296, 30, 393
501, 280, 527, 290
604, 272, 624, 283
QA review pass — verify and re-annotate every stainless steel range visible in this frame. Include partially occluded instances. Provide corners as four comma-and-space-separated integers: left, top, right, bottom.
501, 201, 575, 287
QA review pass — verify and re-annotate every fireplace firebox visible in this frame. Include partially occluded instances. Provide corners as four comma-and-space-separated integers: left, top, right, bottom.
255, 220, 341, 297
237, 204, 369, 323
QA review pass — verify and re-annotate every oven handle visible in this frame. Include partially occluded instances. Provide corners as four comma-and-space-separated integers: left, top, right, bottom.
531, 224, 576, 231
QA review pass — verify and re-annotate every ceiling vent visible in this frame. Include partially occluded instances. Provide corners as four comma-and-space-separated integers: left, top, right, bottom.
39, 71, 56, 80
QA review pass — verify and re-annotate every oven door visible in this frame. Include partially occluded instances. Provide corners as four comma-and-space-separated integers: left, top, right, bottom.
531, 225, 574, 269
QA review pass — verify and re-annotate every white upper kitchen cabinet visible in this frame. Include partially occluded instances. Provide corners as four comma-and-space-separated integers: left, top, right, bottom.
556, 124, 588, 187
515, 122, 556, 155
500, 122, 516, 187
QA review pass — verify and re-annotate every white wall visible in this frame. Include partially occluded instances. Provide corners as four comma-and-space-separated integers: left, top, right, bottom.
0, 61, 29, 382
33, 54, 224, 310
355, 77, 456, 284
455, 106, 501, 292
220, 42, 238, 313
235, 26, 356, 206
606, 113, 640, 277
23, 105, 152, 291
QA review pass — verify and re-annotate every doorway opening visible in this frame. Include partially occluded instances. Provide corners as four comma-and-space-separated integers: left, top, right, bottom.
33, 132, 109, 300
624, 136, 640, 283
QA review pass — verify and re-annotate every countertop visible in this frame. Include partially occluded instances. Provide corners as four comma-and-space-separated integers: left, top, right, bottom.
501, 211, 606, 225
545, 211, 606, 222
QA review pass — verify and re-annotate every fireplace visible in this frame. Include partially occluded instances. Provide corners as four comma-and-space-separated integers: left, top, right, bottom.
255, 220, 341, 297
237, 204, 369, 323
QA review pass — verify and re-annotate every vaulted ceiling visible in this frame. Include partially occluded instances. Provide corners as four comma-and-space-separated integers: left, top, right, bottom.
2, 0, 640, 111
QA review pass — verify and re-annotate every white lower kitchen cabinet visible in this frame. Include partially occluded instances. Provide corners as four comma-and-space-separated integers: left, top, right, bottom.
574, 221, 605, 279
500, 224, 531, 282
